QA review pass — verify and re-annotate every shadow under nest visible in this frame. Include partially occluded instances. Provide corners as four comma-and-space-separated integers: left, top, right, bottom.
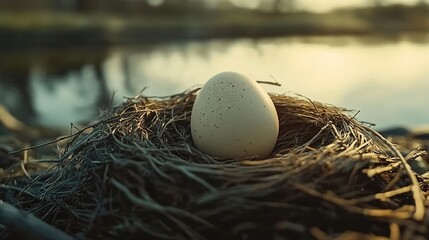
1, 88, 429, 240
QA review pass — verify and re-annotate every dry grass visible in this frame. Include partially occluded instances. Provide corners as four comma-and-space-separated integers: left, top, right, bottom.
1, 88, 428, 240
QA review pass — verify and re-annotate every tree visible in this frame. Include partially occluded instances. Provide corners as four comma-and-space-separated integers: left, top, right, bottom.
417, 0, 427, 6
371, 0, 386, 7
259, 0, 295, 13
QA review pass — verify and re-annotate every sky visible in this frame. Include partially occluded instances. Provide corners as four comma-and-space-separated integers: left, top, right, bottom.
228, 0, 424, 12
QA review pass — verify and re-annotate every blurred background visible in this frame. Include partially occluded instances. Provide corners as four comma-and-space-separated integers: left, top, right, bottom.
0, 0, 429, 139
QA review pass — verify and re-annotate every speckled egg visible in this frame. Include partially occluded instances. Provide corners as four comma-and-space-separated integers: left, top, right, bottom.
191, 71, 279, 159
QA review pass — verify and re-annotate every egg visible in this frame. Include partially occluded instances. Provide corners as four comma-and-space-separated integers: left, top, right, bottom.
191, 71, 279, 159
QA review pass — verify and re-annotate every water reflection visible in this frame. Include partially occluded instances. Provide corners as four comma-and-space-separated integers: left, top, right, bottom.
30, 65, 101, 127
1, 34, 428, 129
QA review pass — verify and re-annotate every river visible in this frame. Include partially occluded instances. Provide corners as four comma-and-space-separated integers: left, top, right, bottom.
0, 34, 428, 130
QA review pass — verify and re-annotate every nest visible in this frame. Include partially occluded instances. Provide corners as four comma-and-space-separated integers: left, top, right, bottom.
1, 88, 429, 240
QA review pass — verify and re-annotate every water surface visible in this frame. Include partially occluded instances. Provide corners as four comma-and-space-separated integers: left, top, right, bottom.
1, 34, 428, 130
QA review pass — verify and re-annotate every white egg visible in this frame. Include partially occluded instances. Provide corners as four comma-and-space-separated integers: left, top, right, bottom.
191, 71, 279, 159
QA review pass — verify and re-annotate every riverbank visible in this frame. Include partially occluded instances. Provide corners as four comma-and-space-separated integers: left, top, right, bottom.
1, 4, 429, 49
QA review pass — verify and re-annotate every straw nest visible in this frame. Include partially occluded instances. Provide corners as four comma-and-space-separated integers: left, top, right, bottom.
1, 88, 429, 240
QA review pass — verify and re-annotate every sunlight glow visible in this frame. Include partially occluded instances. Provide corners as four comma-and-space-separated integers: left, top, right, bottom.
289, 0, 421, 12
230, 0, 261, 10
147, 0, 164, 7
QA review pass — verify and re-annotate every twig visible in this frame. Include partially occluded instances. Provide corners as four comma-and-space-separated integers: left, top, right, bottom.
256, 80, 282, 87
20, 148, 31, 179
9, 135, 76, 155
366, 128, 425, 221
0, 184, 38, 199
297, 123, 331, 154
365, 162, 402, 178
310, 227, 331, 240
110, 179, 213, 228
291, 182, 413, 219
382, 168, 404, 192
9, 124, 95, 155
390, 222, 400, 240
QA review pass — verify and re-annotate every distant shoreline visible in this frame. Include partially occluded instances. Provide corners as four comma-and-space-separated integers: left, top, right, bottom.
1, 5, 429, 49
